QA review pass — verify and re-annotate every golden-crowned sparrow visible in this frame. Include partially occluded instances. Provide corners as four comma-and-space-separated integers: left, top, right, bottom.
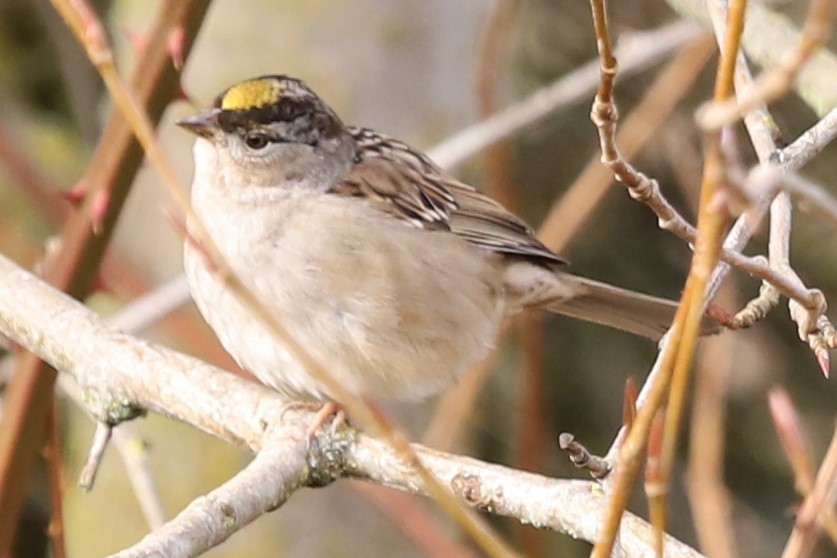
178, 75, 710, 401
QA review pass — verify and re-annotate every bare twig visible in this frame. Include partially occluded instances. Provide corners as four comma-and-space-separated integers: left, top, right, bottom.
110, 428, 166, 530
539, 35, 715, 250
781, 424, 837, 558
645, 411, 666, 557
737, 166, 837, 234
111, 433, 307, 558
56, 372, 167, 530
604, 0, 784, 464
78, 421, 113, 490
655, 0, 746, 548
778, 108, 837, 170
107, 275, 192, 334
44, 402, 67, 558
769, 389, 817, 497
591, 0, 745, 554
557, 433, 610, 479
715, 23, 837, 369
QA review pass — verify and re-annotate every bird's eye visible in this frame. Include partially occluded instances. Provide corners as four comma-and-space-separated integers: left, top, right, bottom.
244, 132, 270, 150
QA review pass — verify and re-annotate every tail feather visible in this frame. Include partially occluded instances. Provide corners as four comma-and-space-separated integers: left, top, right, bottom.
540, 274, 720, 341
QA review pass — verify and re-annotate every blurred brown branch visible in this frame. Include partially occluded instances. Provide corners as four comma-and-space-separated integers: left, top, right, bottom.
781, 423, 837, 557
0, 2, 212, 553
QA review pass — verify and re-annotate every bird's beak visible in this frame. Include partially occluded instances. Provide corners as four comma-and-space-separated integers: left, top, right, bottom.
176, 108, 221, 138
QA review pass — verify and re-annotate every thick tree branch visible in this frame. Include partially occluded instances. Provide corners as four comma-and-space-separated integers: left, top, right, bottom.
0, 253, 703, 558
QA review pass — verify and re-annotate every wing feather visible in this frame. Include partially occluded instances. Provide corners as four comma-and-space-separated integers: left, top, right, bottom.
329, 127, 565, 265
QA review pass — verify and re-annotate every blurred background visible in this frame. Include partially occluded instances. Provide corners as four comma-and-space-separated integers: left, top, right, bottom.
0, 0, 835, 556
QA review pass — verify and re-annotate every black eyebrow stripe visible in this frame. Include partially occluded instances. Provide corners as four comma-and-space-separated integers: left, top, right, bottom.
239, 129, 288, 144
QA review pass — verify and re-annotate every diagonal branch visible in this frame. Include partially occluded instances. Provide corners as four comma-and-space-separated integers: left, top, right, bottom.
0, 2, 211, 552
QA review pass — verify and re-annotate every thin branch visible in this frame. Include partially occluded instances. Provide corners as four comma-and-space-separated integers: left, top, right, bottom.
110, 428, 167, 530
44, 401, 67, 558
558, 433, 610, 480
778, 108, 837, 170
656, 0, 746, 550
738, 167, 837, 233
686, 287, 738, 558
604, 0, 787, 464
539, 35, 715, 250
78, 421, 112, 489
769, 389, 817, 497
111, 436, 306, 558
107, 275, 191, 334
591, 0, 745, 554
781, 424, 837, 558
715, 25, 837, 367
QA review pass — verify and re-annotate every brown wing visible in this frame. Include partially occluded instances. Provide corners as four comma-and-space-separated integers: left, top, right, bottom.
329, 127, 565, 265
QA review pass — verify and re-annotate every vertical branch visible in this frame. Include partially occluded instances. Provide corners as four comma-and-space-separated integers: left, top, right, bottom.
781, 424, 837, 557
474, 3, 548, 555
538, 36, 715, 250
474, 0, 520, 212
686, 286, 738, 558
590, 0, 747, 555
0, 2, 211, 552
656, 0, 747, 542
44, 401, 66, 558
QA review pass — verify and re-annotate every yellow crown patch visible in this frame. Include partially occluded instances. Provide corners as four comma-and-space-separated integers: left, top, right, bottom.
220, 78, 281, 110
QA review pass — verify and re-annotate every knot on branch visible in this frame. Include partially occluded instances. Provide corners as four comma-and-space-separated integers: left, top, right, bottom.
590, 97, 618, 128
626, 175, 658, 204
450, 472, 504, 513
303, 425, 357, 488
82, 387, 145, 425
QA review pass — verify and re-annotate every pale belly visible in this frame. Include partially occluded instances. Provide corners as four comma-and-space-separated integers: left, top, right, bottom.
184, 194, 507, 401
